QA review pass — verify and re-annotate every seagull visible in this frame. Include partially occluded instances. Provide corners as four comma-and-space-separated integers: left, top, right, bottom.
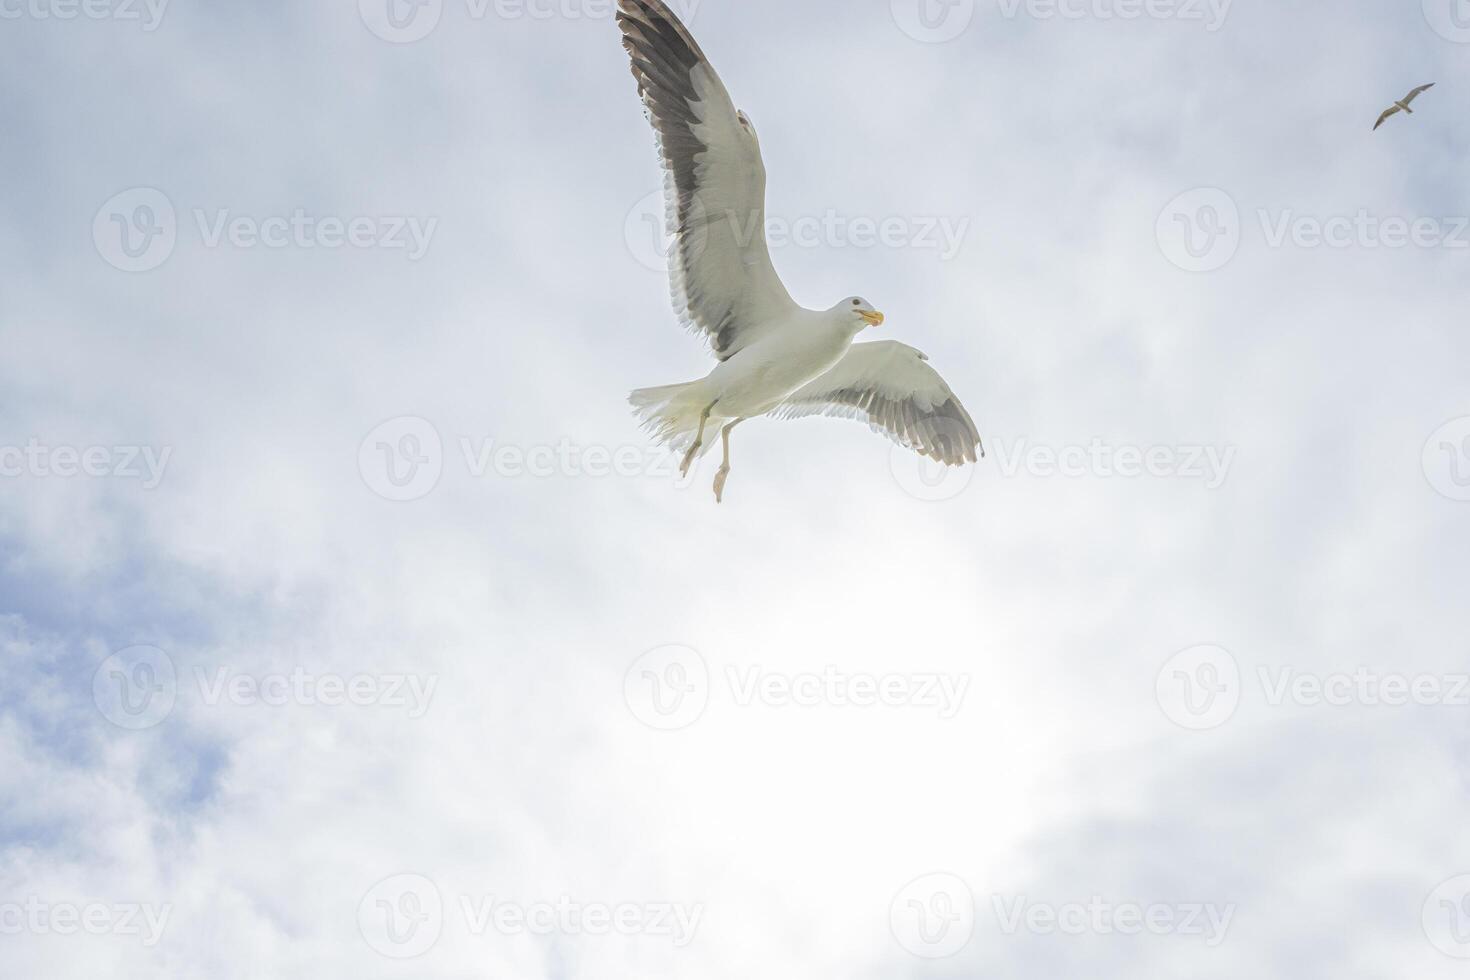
616, 0, 984, 503
1374, 83, 1434, 131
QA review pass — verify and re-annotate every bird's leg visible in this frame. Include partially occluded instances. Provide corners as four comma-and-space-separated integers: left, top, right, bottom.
680, 403, 715, 478
713, 419, 744, 504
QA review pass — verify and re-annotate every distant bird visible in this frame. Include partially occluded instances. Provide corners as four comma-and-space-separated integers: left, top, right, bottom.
1374, 83, 1435, 131
616, 0, 984, 503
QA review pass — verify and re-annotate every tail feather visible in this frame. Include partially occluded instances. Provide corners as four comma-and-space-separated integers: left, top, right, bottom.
630, 381, 723, 455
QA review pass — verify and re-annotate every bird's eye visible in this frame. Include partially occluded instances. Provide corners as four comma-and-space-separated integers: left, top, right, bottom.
852, 299, 861, 306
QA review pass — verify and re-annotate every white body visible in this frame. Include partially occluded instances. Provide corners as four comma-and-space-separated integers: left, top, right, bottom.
700, 310, 860, 418
629, 304, 868, 457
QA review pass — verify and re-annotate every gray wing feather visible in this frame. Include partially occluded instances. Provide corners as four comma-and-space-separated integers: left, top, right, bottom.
617, 0, 797, 360
1405, 82, 1435, 103
773, 341, 984, 466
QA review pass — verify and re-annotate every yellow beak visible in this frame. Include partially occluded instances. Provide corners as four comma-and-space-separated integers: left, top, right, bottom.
860, 310, 886, 327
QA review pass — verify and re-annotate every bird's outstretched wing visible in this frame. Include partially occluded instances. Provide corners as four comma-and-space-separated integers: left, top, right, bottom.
1374, 105, 1401, 130
772, 341, 984, 466
617, 0, 799, 361
1404, 82, 1435, 104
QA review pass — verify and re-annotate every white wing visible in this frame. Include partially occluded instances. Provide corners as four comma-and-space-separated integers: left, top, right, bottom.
1373, 104, 1401, 130
1404, 82, 1435, 105
772, 341, 984, 466
617, 0, 799, 361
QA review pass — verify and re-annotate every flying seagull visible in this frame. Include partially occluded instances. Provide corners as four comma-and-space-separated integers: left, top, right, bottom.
616, 0, 984, 503
1374, 83, 1434, 131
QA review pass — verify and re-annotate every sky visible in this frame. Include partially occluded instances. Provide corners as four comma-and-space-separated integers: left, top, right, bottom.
3, 0, 1470, 976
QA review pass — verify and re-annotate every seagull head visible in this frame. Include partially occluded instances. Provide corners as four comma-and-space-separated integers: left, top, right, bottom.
839, 296, 885, 329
